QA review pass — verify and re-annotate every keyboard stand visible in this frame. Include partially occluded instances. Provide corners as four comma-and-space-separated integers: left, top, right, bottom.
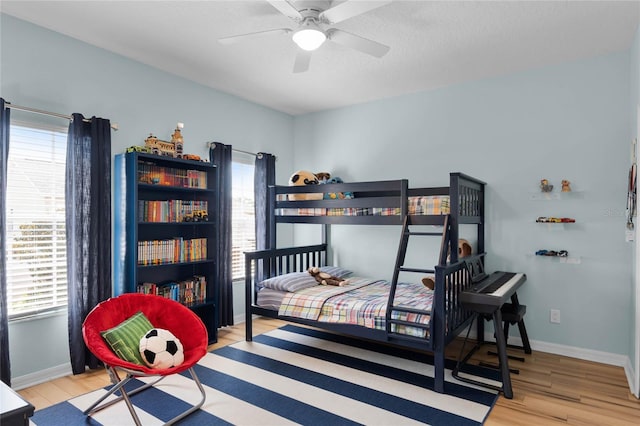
485, 299, 532, 366
452, 308, 515, 399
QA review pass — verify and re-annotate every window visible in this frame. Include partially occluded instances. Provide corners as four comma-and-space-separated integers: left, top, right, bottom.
231, 153, 255, 280
5, 122, 68, 318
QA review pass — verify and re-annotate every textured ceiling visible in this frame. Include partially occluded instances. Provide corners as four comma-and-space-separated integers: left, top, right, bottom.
2, 1, 639, 115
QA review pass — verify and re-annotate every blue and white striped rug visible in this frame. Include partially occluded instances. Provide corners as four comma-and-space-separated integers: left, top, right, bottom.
31, 324, 500, 425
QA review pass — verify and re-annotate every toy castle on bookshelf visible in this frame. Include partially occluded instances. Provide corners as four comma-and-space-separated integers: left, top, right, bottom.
144, 123, 184, 157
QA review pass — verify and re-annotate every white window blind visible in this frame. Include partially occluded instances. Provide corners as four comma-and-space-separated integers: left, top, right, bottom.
231, 154, 255, 280
5, 123, 68, 318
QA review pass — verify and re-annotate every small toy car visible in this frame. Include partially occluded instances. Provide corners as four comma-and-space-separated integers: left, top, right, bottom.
126, 145, 151, 153
182, 210, 208, 222
182, 154, 202, 161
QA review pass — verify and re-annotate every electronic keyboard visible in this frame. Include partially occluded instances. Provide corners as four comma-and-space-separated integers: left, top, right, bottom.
459, 271, 527, 314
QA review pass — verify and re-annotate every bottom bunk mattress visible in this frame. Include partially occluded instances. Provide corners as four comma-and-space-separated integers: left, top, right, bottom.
256, 275, 434, 338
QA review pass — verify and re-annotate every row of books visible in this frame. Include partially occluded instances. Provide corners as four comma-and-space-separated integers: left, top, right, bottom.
136, 275, 207, 305
138, 199, 208, 223
137, 162, 207, 189
137, 237, 207, 265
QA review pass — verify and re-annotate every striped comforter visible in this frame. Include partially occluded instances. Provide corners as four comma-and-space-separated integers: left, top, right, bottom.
278, 277, 434, 338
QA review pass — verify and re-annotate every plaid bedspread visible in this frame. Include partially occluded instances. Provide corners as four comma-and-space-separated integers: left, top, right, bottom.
278, 278, 434, 338
278, 277, 374, 319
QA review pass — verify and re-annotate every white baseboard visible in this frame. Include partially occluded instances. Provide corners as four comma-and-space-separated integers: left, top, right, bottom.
624, 357, 639, 398
12, 363, 72, 391
483, 333, 628, 366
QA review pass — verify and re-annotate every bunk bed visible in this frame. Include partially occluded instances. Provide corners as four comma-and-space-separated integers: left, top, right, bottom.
244, 172, 486, 394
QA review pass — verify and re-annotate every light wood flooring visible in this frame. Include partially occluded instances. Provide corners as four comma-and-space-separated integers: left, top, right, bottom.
18, 317, 640, 425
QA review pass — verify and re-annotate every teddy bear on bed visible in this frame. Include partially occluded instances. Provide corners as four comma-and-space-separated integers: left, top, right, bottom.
308, 267, 349, 286
288, 170, 323, 201
422, 239, 473, 290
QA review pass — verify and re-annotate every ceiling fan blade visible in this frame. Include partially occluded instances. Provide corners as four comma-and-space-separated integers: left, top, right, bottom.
266, 0, 303, 22
293, 50, 312, 73
327, 29, 390, 58
218, 28, 292, 45
319, 0, 392, 24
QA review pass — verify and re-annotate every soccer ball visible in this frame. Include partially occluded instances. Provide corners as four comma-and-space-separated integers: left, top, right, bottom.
139, 328, 184, 369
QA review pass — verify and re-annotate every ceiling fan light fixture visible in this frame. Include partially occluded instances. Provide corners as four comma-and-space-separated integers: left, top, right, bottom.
292, 20, 326, 51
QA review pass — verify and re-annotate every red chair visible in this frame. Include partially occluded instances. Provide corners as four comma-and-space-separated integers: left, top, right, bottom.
82, 293, 208, 425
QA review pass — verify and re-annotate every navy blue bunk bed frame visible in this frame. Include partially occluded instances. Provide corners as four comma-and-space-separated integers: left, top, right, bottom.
244, 172, 486, 394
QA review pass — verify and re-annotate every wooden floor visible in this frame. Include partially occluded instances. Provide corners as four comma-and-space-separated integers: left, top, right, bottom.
18, 317, 640, 425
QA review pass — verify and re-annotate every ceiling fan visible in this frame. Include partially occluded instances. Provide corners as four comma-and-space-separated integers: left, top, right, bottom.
219, 0, 392, 73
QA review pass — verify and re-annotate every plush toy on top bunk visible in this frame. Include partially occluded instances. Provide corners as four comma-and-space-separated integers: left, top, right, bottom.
288, 170, 323, 200
319, 175, 355, 200
308, 267, 348, 286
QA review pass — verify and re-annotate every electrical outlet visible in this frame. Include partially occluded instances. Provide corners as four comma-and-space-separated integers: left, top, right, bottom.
550, 309, 561, 324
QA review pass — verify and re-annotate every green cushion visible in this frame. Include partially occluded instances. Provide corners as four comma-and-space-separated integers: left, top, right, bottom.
101, 311, 154, 365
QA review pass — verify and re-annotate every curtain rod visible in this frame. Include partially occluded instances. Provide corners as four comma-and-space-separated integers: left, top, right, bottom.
6, 103, 119, 130
206, 142, 275, 159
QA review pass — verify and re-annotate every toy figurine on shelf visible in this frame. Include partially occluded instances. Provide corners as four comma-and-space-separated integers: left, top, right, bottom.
540, 179, 554, 192
171, 122, 184, 144
561, 179, 571, 192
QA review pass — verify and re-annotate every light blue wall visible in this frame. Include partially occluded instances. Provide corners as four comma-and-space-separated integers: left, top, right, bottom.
293, 51, 633, 356
1, 14, 295, 379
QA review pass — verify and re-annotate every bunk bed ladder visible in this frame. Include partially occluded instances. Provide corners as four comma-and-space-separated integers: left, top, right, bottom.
385, 215, 451, 342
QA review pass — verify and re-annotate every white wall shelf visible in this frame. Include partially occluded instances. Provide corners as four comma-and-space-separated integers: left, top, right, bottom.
530, 191, 584, 201
528, 253, 582, 264
535, 222, 576, 231
530, 188, 583, 263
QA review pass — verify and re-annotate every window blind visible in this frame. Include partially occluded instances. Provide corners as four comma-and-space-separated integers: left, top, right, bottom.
231, 154, 256, 280
6, 123, 68, 318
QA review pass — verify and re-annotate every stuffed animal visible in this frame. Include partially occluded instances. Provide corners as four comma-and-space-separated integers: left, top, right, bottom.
445, 238, 473, 262
540, 179, 553, 193
421, 277, 435, 290
288, 170, 323, 200
308, 267, 348, 286
315, 172, 331, 183
424, 239, 473, 290
321, 176, 355, 200
561, 180, 571, 192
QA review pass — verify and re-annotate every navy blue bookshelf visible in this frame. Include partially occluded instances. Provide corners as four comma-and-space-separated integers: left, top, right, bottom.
114, 152, 218, 343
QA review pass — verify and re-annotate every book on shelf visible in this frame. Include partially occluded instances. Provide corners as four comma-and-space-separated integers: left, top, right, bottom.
137, 161, 207, 189
137, 237, 207, 265
138, 199, 208, 223
136, 275, 207, 305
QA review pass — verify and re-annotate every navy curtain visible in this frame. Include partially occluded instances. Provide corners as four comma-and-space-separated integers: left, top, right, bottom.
0, 99, 11, 385
209, 142, 233, 327
66, 114, 112, 374
254, 153, 276, 251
